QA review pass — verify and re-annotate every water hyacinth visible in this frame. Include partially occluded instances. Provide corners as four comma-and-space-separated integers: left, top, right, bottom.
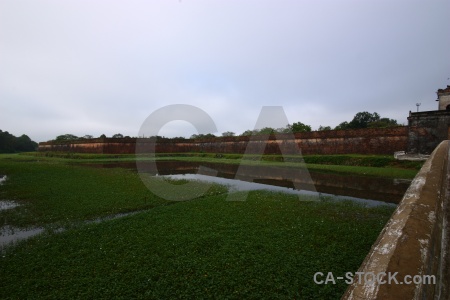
0, 153, 403, 298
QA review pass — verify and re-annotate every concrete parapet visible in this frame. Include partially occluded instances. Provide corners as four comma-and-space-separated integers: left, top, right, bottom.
342, 140, 450, 299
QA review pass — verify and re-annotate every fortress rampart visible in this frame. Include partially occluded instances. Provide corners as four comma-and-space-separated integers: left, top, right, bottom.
38, 127, 408, 155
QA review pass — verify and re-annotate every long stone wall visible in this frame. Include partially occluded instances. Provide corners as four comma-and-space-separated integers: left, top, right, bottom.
38, 127, 408, 155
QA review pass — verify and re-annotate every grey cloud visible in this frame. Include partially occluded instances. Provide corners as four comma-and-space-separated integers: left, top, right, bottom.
1, 0, 449, 141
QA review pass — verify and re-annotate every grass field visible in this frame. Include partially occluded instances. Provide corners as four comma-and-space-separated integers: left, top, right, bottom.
24, 151, 422, 179
0, 153, 400, 298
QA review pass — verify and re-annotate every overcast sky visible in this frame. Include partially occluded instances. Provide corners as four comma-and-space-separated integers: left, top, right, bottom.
1, 0, 450, 142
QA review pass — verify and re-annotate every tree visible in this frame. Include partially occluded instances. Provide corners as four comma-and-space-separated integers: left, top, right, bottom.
112, 133, 124, 138
257, 127, 276, 135
318, 125, 332, 131
222, 131, 235, 137
348, 112, 380, 129
190, 133, 216, 139
276, 126, 291, 134
99, 134, 107, 138
368, 118, 399, 128
240, 130, 255, 136
334, 121, 350, 130
15, 135, 37, 152
0, 130, 37, 153
289, 122, 312, 133
56, 134, 78, 141
0, 130, 14, 153
334, 112, 398, 130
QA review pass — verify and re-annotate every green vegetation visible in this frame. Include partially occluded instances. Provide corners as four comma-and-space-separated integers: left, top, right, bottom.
0, 130, 37, 153
334, 111, 399, 130
239, 122, 312, 136
0, 193, 394, 299
24, 152, 422, 179
112, 133, 123, 138
235, 110, 398, 135
0, 153, 398, 298
23, 151, 137, 160
318, 125, 332, 131
0, 155, 394, 298
222, 131, 236, 137
55, 133, 80, 141
54, 133, 130, 141
0, 156, 225, 227
290, 121, 312, 132
190, 133, 217, 139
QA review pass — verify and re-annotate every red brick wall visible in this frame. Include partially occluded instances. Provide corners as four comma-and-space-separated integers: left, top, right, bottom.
38, 127, 408, 155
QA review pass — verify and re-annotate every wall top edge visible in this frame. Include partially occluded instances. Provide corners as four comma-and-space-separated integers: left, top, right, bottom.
38, 127, 408, 146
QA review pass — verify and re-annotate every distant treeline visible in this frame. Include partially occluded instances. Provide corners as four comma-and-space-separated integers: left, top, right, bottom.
192, 111, 399, 138
0, 130, 38, 153
51, 111, 400, 142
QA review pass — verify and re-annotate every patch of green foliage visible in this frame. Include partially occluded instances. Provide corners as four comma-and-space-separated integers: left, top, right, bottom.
0, 154, 397, 298
334, 112, 399, 130
21, 151, 136, 160
0, 130, 37, 153
20, 152, 421, 179
0, 189, 395, 299
26, 152, 423, 169
0, 155, 225, 227
302, 154, 423, 169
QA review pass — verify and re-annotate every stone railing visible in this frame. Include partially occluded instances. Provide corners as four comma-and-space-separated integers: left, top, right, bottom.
342, 140, 450, 299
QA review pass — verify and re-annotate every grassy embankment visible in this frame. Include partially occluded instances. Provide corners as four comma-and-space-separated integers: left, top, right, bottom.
0, 153, 402, 298
26, 151, 423, 179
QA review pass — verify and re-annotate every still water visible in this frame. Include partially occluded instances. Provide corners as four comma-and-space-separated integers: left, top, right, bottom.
87, 161, 411, 204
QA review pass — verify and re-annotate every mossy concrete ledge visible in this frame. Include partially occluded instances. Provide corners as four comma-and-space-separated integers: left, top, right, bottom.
343, 140, 450, 299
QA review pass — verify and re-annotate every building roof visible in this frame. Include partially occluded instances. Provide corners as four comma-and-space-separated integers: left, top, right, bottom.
437, 85, 450, 95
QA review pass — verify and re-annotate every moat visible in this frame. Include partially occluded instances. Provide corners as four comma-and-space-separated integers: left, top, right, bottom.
84, 160, 411, 204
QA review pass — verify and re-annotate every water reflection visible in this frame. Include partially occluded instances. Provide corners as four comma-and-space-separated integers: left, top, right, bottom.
0, 211, 139, 251
0, 225, 44, 251
0, 200, 20, 211
164, 173, 395, 208
82, 161, 411, 204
